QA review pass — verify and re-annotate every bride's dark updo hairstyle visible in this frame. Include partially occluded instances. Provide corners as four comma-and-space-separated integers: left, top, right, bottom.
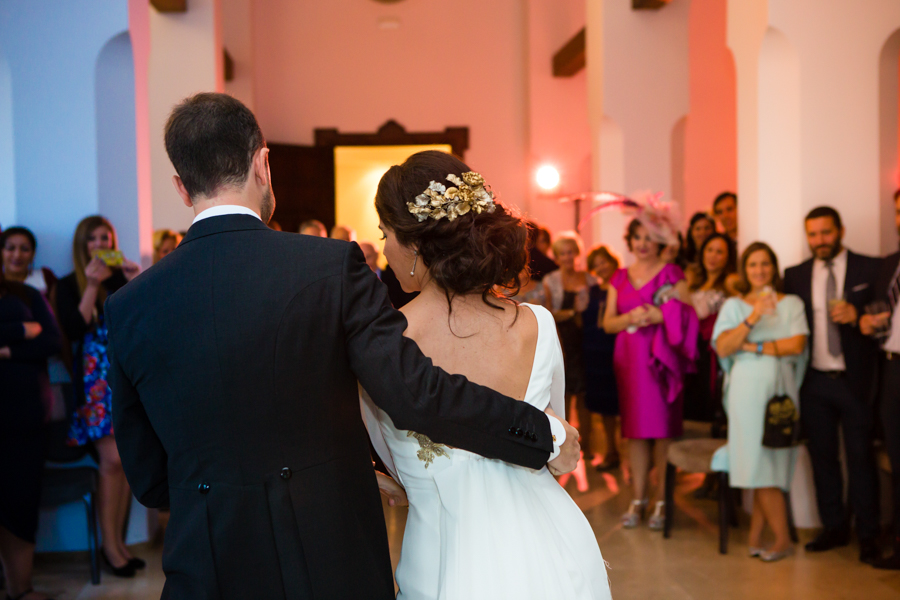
375, 150, 527, 310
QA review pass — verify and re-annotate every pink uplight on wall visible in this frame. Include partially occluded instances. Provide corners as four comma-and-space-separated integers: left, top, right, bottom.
536, 165, 561, 191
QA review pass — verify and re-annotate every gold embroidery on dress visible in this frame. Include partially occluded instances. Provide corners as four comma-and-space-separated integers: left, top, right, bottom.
407, 431, 449, 468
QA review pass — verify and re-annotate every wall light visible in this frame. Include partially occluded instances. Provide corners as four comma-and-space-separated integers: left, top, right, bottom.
536, 165, 560, 191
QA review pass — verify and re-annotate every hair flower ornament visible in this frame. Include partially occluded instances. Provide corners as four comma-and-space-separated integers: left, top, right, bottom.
408, 171, 496, 222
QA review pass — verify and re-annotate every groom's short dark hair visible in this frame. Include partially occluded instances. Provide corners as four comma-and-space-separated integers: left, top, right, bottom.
164, 92, 265, 199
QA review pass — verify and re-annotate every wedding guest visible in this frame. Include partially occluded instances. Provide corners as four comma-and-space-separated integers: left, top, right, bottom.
330, 224, 356, 242
783, 207, 881, 564
0, 268, 62, 600
713, 192, 738, 242
152, 228, 181, 264
298, 219, 327, 237
358, 241, 382, 277
3, 227, 69, 422
511, 267, 546, 306
713, 242, 808, 562
2, 227, 58, 298
56, 216, 142, 577
683, 233, 737, 424
682, 212, 717, 286
861, 189, 900, 569
683, 213, 717, 266
603, 218, 698, 530
526, 221, 558, 282
661, 232, 686, 269
543, 233, 597, 478
585, 245, 621, 472
268, 219, 283, 232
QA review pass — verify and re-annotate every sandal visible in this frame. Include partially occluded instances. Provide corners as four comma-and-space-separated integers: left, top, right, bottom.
621, 499, 647, 528
648, 501, 666, 530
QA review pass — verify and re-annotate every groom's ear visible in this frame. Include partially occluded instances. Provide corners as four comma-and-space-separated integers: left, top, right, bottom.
252, 147, 270, 188
172, 175, 193, 208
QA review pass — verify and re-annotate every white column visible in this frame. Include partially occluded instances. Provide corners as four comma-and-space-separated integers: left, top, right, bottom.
149, 0, 223, 233
728, 0, 900, 262
587, 0, 691, 261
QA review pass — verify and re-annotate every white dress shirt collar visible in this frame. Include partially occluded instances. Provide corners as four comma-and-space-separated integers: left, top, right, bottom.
191, 204, 261, 225
813, 247, 847, 271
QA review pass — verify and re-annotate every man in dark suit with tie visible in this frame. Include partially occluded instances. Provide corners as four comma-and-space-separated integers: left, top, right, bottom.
783, 206, 881, 564
860, 189, 900, 569
105, 93, 580, 599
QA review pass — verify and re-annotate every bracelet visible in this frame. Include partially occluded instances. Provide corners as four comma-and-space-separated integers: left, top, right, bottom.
743, 318, 756, 329
756, 342, 764, 355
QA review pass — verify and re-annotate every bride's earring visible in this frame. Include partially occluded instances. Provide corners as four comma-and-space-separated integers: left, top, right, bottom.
409, 251, 419, 277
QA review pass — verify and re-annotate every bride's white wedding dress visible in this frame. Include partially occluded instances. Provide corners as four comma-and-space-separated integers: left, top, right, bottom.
361, 303, 612, 600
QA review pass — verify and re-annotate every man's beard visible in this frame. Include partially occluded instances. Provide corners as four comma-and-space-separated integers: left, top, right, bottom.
260, 186, 275, 224
813, 239, 841, 260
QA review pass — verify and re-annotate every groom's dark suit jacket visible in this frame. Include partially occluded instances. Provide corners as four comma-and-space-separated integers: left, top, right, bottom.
106, 215, 552, 600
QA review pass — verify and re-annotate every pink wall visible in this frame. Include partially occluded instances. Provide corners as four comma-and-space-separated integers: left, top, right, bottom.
684, 0, 737, 220
523, 0, 591, 241
251, 0, 530, 213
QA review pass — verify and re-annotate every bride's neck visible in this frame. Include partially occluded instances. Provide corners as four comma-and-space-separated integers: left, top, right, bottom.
418, 279, 507, 313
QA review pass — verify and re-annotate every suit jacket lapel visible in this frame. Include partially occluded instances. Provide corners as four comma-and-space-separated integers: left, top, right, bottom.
797, 259, 814, 308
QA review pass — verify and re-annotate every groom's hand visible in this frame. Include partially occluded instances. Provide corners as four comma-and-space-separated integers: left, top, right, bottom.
545, 409, 580, 476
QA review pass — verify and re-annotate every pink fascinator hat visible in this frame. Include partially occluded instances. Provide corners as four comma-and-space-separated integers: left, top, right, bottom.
574, 190, 681, 246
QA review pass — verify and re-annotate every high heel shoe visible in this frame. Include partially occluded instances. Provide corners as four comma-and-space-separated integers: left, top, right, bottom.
128, 556, 147, 570
101, 549, 136, 578
760, 546, 794, 563
648, 501, 666, 531
621, 499, 647, 529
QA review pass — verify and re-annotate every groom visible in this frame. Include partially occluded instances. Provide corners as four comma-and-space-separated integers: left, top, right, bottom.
106, 93, 579, 600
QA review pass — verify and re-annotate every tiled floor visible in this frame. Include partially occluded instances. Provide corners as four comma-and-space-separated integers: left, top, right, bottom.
22, 466, 900, 600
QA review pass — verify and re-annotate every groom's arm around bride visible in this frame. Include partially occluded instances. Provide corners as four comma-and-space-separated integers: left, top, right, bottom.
105, 92, 578, 600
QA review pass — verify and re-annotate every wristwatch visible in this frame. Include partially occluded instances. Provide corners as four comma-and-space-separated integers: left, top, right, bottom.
756, 342, 764, 355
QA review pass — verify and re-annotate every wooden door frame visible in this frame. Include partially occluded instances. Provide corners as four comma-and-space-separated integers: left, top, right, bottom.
314, 120, 469, 158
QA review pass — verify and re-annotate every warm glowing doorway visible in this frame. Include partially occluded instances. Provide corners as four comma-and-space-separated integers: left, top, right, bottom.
334, 144, 452, 265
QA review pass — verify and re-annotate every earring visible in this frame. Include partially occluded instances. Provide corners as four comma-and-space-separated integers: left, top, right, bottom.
410, 251, 419, 277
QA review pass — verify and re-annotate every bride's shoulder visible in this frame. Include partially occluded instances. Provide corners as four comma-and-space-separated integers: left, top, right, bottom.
517, 302, 553, 329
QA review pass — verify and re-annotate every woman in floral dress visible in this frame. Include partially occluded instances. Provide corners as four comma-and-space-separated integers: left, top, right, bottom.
57, 216, 142, 577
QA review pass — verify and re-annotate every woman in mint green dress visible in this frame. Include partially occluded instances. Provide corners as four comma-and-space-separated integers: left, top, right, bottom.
712, 242, 809, 562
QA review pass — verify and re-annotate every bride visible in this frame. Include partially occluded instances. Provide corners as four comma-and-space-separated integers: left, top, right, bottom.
360, 151, 612, 600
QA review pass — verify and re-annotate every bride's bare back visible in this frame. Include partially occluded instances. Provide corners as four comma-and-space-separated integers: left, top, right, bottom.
401, 291, 538, 402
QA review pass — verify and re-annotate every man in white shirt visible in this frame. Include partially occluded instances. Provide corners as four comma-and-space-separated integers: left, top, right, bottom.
861, 189, 900, 569
783, 206, 881, 564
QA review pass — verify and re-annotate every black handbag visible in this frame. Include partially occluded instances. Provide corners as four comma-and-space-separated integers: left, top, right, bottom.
761, 342, 802, 448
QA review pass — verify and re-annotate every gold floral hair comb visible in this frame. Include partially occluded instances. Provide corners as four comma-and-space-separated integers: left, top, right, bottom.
407, 172, 496, 222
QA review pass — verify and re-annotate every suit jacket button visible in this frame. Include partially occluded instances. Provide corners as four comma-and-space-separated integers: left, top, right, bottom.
508, 426, 517, 436
514, 428, 523, 437
280, 467, 292, 480
198, 483, 210, 494
527, 432, 537, 442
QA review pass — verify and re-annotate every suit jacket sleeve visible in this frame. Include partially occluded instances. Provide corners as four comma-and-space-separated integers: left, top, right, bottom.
340, 244, 553, 470
106, 301, 170, 509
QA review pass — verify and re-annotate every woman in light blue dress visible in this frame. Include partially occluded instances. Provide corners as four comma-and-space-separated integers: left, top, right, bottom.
712, 242, 809, 562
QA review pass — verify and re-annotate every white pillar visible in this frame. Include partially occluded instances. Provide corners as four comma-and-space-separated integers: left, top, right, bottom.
728, 0, 900, 263
149, 0, 223, 233
586, 0, 691, 261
